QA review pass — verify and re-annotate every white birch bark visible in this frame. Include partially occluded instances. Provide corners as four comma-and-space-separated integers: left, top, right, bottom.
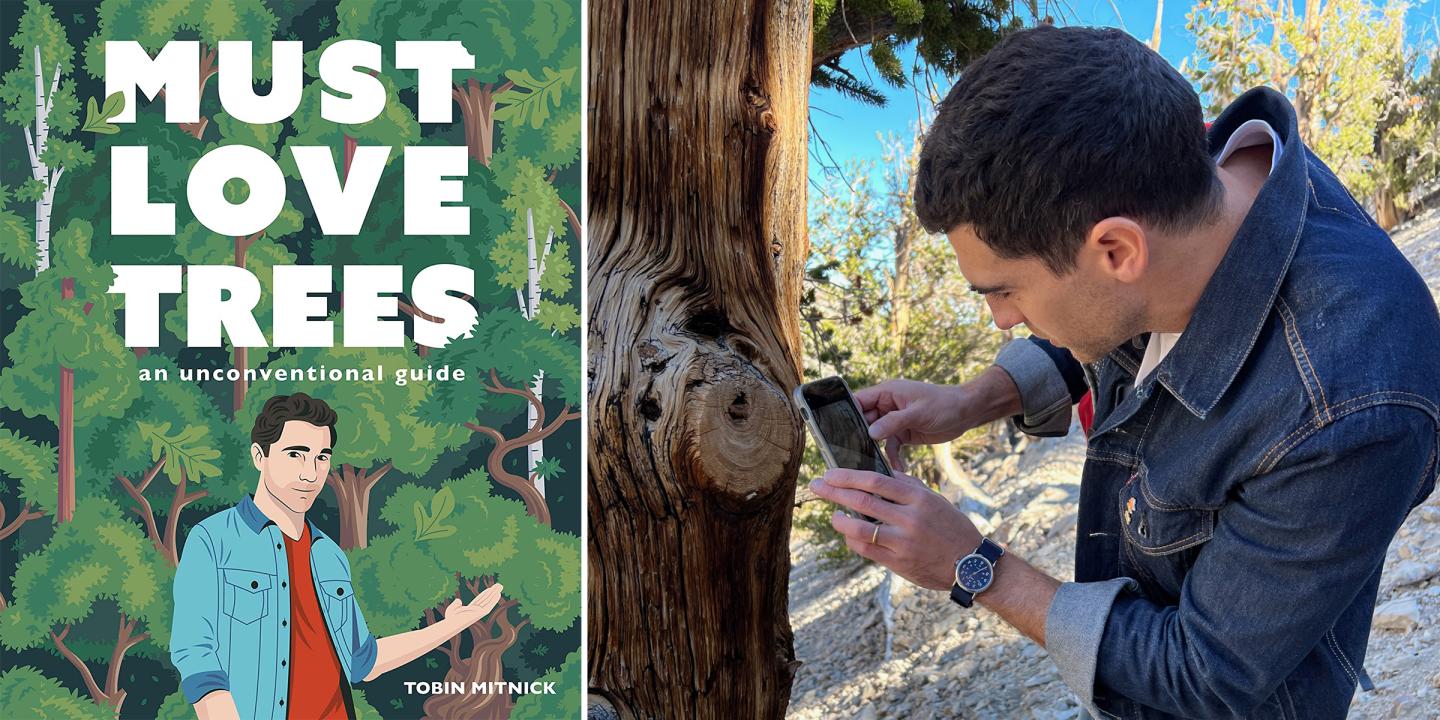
521, 209, 556, 496
25, 47, 64, 274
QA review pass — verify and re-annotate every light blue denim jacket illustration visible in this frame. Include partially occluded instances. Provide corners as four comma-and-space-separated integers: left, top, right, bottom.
171, 495, 378, 719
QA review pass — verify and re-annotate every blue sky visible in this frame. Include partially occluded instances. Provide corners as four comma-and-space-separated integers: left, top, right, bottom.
807, 0, 1440, 186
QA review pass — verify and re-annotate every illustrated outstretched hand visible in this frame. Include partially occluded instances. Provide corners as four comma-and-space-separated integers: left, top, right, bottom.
443, 582, 505, 626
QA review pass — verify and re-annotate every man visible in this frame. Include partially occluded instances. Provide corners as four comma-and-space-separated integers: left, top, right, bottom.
809, 26, 1440, 719
171, 393, 503, 720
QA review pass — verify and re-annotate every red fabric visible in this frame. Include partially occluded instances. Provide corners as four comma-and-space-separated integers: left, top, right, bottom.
284, 524, 348, 720
1078, 390, 1095, 437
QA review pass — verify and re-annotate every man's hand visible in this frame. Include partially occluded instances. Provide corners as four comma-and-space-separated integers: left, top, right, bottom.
811, 467, 1060, 646
440, 583, 504, 628
810, 468, 980, 591
856, 366, 1022, 470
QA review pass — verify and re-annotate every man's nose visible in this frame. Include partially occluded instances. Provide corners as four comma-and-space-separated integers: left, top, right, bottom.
988, 297, 1025, 331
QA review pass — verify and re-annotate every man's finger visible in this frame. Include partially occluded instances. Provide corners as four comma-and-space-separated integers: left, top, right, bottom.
811, 478, 905, 523
885, 436, 907, 473
821, 468, 921, 504
868, 406, 914, 441
834, 513, 901, 564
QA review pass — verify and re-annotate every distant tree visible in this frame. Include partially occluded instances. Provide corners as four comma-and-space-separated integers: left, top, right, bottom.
0, 0, 94, 273
1186, 0, 1408, 208
0, 427, 56, 608
0, 667, 108, 720
810, 0, 1016, 104
1376, 45, 1440, 226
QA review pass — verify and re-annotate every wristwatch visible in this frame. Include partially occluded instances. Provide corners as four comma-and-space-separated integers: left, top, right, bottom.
949, 537, 1005, 608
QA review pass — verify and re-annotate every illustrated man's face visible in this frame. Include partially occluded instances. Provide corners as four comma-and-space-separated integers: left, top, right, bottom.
947, 223, 1143, 365
252, 421, 333, 514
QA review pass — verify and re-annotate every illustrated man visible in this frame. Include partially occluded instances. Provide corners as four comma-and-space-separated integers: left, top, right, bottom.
809, 26, 1440, 719
171, 393, 503, 720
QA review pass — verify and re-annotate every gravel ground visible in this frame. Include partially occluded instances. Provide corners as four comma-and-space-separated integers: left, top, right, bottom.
787, 208, 1440, 719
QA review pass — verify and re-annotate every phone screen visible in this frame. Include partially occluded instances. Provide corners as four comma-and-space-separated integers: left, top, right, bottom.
800, 377, 892, 477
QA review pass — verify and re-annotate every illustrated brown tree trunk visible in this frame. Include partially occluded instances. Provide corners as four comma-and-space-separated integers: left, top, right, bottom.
57, 276, 76, 523
180, 44, 218, 139
452, 79, 510, 167
232, 232, 262, 415
587, 0, 812, 717
343, 133, 358, 180
326, 462, 392, 550
422, 584, 525, 720
50, 613, 148, 713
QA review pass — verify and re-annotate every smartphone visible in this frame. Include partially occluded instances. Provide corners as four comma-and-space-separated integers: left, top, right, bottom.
793, 376, 892, 523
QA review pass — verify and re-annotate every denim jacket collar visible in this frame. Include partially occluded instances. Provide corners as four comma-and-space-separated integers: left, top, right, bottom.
236, 493, 327, 545
1135, 87, 1310, 419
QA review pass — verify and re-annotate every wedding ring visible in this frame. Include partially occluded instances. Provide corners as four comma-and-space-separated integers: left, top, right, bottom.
871, 524, 881, 544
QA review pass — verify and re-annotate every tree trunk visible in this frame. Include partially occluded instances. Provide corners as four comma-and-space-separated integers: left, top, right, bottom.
587, 0, 812, 717
326, 462, 392, 550
422, 596, 526, 720
523, 209, 555, 496
178, 45, 219, 140
57, 277, 76, 523
343, 133, 358, 181
452, 79, 503, 167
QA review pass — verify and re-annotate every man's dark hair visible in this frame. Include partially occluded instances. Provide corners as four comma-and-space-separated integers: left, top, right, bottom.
914, 25, 1220, 274
251, 393, 338, 455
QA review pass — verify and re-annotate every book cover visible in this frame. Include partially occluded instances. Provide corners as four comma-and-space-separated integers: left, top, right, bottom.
0, 1, 582, 718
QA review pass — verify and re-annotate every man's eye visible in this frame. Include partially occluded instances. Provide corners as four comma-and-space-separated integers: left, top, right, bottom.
318, 455, 331, 463
288, 452, 301, 459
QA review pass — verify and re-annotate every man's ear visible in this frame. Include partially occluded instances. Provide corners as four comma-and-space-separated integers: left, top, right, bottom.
251, 443, 266, 471
1083, 217, 1148, 283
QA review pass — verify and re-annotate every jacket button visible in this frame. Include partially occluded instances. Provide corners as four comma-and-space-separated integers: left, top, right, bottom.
282, 581, 287, 588
276, 543, 282, 549
282, 660, 287, 667
279, 700, 284, 706
251, 581, 258, 589
337, 587, 345, 596
282, 620, 287, 626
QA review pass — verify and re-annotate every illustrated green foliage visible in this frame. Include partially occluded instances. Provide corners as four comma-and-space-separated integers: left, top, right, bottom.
0, 0, 78, 130
0, 667, 108, 720
137, 421, 223, 486
494, 66, 575, 129
0, 426, 58, 513
80, 91, 125, 134
0, 498, 173, 653
509, 650, 579, 720
421, 309, 581, 425
351, 470, 579, 636
413, 486, 458, 541
0, 186, 35, 269
82, 0, 279, 80
530, 456, 564, 481
0, 221, 139, 428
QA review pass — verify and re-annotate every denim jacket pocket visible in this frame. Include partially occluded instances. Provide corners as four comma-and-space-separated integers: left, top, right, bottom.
222, 568, 272, 625
1118, 469, 1216, 599
319, 578, 354, 633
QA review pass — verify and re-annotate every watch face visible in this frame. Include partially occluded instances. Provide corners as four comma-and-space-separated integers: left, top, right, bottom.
956, 554, 993, 593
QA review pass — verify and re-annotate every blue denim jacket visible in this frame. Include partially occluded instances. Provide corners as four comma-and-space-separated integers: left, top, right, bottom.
995, 87, 1440, 719
171, 495, 378, 719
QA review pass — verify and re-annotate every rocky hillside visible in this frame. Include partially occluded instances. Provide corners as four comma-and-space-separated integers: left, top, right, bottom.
786, 207, 1440, 719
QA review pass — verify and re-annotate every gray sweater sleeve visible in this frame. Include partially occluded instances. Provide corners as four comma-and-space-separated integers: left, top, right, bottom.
994, 338, 1075, 437
1046, 577, 1142, 718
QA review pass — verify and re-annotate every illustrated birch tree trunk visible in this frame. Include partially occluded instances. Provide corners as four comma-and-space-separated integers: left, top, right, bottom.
25, 47, 64, 274
517, 208, 557, 496
587, 0, 812, 716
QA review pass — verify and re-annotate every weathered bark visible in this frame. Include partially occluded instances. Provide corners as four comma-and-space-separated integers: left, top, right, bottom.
588, 0, 812, 717
325, 461, 393, 550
